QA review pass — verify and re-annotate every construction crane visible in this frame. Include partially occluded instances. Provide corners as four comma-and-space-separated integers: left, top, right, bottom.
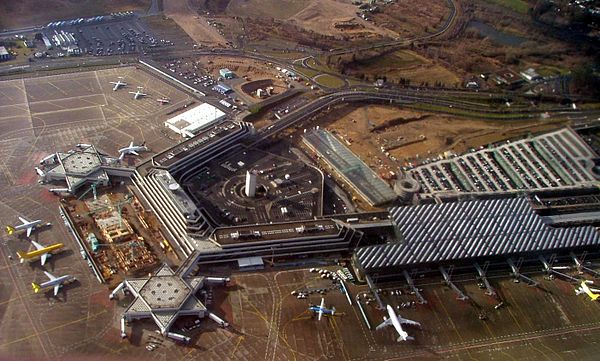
78, 179, 104, 201
85, 195, 133, 227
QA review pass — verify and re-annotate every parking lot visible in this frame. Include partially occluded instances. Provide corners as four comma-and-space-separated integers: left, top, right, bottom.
184, 148, 324, 225
41, 15, 173, 58
409, 128, 598, 196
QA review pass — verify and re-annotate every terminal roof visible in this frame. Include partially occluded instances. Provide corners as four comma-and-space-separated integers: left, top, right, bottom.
356, 197, 600, 271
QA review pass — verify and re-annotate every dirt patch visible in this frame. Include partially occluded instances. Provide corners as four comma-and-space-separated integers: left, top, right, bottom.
304, 104, 566, 174
163, 0, 227, 46
196, 55, 282, 82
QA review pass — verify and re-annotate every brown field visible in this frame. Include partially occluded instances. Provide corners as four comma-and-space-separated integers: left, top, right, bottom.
199, 0, 449, 45
0, 0, 150, 29
196, 55, 282, 82
343, 50, 461, 86
164, 0, 228, 46
370, 0, 451, 38
311, 104, 567, 172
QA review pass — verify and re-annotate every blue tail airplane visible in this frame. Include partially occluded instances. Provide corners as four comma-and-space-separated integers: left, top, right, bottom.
309, 298, 336, 321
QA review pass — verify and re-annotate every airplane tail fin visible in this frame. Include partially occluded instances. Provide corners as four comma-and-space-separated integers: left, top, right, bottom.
32, 283, 42, 293
16, 251, 27, 262
6, 225, 15, 235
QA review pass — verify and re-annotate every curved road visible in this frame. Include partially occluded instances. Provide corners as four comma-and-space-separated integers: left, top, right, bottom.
248, 88, 600, 146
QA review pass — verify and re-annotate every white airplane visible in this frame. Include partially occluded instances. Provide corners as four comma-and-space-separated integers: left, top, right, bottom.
32, 271, 75, 296
309, 298, 336, 321
156, 97, 170, 104
129, 86, 147, 99
110, 77, 127, 91
118, 141, 148, 160
376, 305, 420, 342
6, 216, 48, 237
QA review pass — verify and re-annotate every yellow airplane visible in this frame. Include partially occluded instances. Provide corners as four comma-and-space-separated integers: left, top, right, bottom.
16, 240, 64, 266
575, 280, 600, 301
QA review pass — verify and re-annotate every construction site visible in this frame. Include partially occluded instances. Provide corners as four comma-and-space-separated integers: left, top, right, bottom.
61, 184, 178, 286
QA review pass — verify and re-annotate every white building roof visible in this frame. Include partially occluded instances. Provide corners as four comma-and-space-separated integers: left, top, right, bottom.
165, 103, 226, 137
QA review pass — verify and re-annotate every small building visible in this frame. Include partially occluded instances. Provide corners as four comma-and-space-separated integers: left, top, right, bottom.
42, 35, 53, 50
0, 46, 10, 61
219, 68, 234, 79
520, 68, 542, 82
164, 103, 226, 138
212, 83, 232, 95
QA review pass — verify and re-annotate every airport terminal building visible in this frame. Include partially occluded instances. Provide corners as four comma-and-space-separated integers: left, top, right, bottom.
354, 197, 600, 281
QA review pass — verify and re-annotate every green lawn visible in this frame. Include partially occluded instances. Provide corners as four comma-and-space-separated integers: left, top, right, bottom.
293, 66, 320, 79
489, 0, 529, 14
314, 74, 345, 89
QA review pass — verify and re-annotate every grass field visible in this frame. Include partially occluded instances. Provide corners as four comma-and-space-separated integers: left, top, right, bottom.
293, 66, 321, 79
314, 74, 345, 88
356, 50, 426, 69
488, 0, 530, 14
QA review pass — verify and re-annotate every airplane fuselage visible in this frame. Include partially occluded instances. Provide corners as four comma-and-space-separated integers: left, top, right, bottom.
14, 219, 42, 231
386, 305, 410, 341
35, 275, 74, 292
309, 306, 335, 315
17, 243, 64, 262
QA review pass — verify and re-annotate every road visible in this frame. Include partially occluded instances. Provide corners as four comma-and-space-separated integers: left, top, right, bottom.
248, 88, 600, 146
325, 0, 459, 56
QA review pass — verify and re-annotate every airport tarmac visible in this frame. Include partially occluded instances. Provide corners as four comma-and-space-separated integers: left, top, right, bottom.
0, 66, 193, 358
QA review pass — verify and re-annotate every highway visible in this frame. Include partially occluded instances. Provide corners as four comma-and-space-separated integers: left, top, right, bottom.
248, 88, 600, 146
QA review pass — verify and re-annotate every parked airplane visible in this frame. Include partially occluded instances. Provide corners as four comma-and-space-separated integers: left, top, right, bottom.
156, 97, 170, 104
110, 77, 127, 91
575, 280, 600, 301
376, 305, 420, 342
17, 240, 64, 266
32, 271, 75, 296
129, 86, 147, 99
6, 217, 50, 237
118, 141, 148, 160
309, 298, 336, 321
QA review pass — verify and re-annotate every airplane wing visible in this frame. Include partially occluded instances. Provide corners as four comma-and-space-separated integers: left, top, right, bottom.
40, 253, 48, 266
318, 298, 325, 321
590, 288, 600, 293
375, 318, 393, 331
31, 240, 44, 250
129, 141, 134, 148
119, 152, 125, 161
398, 317, 421, 327
18, 216, 29, 225
53, 284, 60, 296
44, 271, 57, 281
26, 226, 33, 238
130, 150, 139, 156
